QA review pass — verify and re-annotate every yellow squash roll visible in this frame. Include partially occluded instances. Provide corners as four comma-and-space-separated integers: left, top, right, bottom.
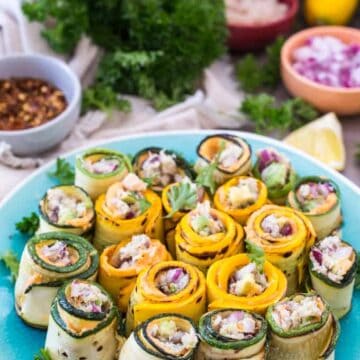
245, 205, 316, 295
98, 234, 171, 312
126, 260, 206, 335
207, 254, 287, 314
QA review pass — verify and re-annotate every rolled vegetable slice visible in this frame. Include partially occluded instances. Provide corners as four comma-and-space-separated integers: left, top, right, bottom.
126, 260, 206, 335
195, 134, 252, 186
266, 293, 340, 360
120, 314, 198, 360
309, 235, 357, 318
287, 176, 341, 239
197, 309, 267, 360
132, 147, 194, 193
75, 148, 132, 200
175, 201, 245, 273
207, 254, 287, 314
15, 232, 98, 328
98, 234, 171, 313
45, 279, 120, 360
253, 148, 297, 205
93, 173, 163, 251
38, 185, 95, 238
245, 205, 316, 295
214, 176, 268, 225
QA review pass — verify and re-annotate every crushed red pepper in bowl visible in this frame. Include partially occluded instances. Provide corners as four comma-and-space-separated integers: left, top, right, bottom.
0, 78, 68, 131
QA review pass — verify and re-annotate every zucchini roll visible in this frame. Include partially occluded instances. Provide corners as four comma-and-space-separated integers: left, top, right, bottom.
133, 147, 193, 193
195, 134, 252, 187
196, 309, 267, 359
253, 148, 297, 205
207, 254, 287, 314
45, 280, 120, 360
126, 260, 206, 335
120, 314, 198, 360
75, 148, 132, 200
245, 205, 316, 295
15, 232, 98, 328
93, 173, 163, 251
309, 235, 357, 318
266, 293, 340, 360
38, 185, 95, 238
287, 176, 341, 239
214, 176, 268, 225
162, 179, 209, 256
98, 234, 171, 313
175, 201, 245, 273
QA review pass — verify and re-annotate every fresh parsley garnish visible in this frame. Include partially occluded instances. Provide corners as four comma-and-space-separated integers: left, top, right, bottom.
48, 158, 75, 185
15, 212, 39, 236
166, 182, 198, 218
142, 177, 154, 187
139, 198, 151, 214
241, 94, 318, 134
246, 242, 265, 273
34, 348, 52, 360
0, 251, 20, 282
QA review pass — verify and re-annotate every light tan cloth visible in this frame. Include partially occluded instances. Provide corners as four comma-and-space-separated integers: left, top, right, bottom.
0, 0, 247, 200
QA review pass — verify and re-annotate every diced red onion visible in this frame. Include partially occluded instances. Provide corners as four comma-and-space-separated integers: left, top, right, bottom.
312, 248, 323, 265
280, 223, 293, 236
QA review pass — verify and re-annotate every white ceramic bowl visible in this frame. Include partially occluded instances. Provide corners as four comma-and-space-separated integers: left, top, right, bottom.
0, 54, 81, 155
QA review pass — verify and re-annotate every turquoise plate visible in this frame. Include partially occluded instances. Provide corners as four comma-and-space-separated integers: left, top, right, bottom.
1, 130, 359, 359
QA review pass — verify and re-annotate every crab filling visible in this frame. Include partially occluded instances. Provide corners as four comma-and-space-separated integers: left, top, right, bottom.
271, 295, 325, 331
105, 173, 149, 219
296, 181, 337, 214
149, 319, 198, 355
227, 178, 259, 209
141, 150, 185, 187
261, 214, 293, 237
39, 241, 74, 267
68, 280, 110, 314
310, 236, 355, 283
190, 201, 225, 236
83, 155, 120, 175
110, 234, 156, 269
156, 267, 189, 295
228, 262, 268, 297
218, 142, 243, 169
211, 311, 261, 340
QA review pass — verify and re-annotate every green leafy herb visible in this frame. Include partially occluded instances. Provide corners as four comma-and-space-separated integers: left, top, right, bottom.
0, 251, 20, 282
192, 215, 210, 234
246, 242, 265, 273
16, 212, 39, 236
34, 348, 52, 360
241, 94, 318, 134
236, 37, 285, 92
166, 181, 198, 218
48, 158, 75, 185
139, 198, 151, 214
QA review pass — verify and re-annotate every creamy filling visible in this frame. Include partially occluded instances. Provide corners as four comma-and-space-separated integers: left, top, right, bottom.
228, 262, 268, 297
150, 319, 198, 354
296, 181, 337, 214
189, 201, 224, 236
68, 280, 110, 314
228, 178, 259, 208
39, 240, 73, 266
261, 214, 293, 237
271, 295, 325, 331
45, 188, 89, 225
310, 236, 354, 283
141, 150, 184, 187
83, 156, 120, 174
212, 311, 261, 340
218, 142, 243, 169
156, 267, 189, 295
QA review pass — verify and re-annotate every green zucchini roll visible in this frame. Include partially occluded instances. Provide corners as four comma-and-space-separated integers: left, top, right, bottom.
253, 148, 297, 205
45, 279, 120, 360
75, 148, 132, 200
14, 232, 98, 328
287, 176, 341, 239
38, 185, 95, 238
309, 235, 357, 318
196, 309, 267, 359
266, 293, 339, 360
133, 147, 194, 192
120, 313, 198, 360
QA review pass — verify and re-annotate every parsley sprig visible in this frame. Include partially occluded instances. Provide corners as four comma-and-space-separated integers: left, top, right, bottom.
166, 181, 198, 218
34, 348, 52, 360
0, 251, 20, 282
48, 158, 75, 185
246, 242, 265, 273
16, 212, 39, 236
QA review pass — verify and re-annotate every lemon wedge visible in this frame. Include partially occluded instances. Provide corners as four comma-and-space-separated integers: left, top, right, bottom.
283, 113, 346, 171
